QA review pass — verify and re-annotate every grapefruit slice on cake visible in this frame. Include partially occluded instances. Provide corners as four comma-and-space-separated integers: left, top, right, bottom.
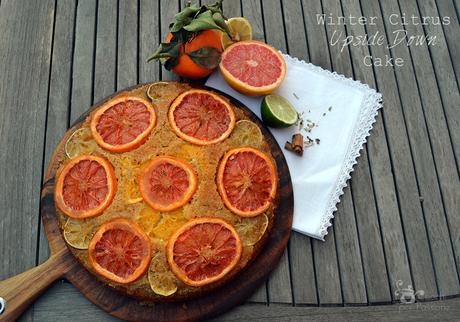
168, 89, 235, 145
55, 155, 117, 219
166, 217, 242, 287
139, 156, 197, 212
217, 147, 277, 217
90, 96, 156, 153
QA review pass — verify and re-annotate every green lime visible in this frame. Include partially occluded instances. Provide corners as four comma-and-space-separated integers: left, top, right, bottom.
261, 95, 298, 128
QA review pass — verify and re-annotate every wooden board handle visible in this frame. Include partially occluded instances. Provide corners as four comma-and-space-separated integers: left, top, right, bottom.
0, 248, 73, 321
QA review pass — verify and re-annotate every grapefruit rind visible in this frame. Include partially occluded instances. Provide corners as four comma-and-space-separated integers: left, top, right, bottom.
88, 218, 152, 284
217, 147, 277, 217
219, 40, 286, 96
55, 155, 117, 219
139, 156, 198, 212
166, 217, 243, 287
168, 89, 236, 145
90, 96, 157, 153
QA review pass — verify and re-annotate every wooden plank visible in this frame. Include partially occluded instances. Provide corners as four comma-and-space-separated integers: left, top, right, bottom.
374, 0, 441, 300
241, 0, 264, 41
139, 0, 160, 83
213, 298, 460, 322
222, 0, 240, 18
339, 0, 418, 303
319, 0, 368, 305
93, 0, 117, 102
37, 0, 77, 265
418, 0, 460, 170
69, 0, 97, 123
33, 283, 120, 321
260, 0, 293, 304
397, 0, 460, 297
436, 0, 460, 88
416, 0, 460, 278
0, 1, 55, 321
280, 0, 317, 306
300, 0, 343, 306
117, 0, 138, 89
31, 282, 460, 321
288, 233, 317, 305
159, 0, 179, 81
361, 1, 426, 300
332, 188, 367, 304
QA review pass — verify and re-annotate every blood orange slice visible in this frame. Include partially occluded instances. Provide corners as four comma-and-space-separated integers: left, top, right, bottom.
219, 40, 286, 96
55, 155, 117, 219
90, 96, 156, 152
166, 218, 243, 286
168, 89, 236, 145
88, 218, 152, 284
217, 147, 277, 217
139, 156, 197, 212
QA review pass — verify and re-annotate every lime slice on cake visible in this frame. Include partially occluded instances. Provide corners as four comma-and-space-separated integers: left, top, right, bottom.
261, 95, 298, 128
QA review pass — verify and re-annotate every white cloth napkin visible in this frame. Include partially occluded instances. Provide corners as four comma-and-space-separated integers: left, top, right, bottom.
206, 54, 382, 240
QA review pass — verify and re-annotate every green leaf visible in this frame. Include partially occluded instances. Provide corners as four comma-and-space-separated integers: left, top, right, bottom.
183, 10, 224, 33
147, 42, 180, 62
174, 5, 200, 22
212, 12, 231, 37
187, 46, 221, 69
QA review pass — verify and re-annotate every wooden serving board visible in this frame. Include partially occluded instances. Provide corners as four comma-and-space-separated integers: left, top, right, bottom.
0, 84, 294, 322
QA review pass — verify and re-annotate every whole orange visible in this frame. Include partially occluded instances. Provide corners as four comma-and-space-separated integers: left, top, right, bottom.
165, 30, 222, 79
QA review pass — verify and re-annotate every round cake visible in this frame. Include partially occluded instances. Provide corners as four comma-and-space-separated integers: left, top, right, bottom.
49, 82, 279, 302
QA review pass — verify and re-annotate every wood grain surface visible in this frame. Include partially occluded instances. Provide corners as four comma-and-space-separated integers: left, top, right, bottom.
0, 0, 459, 321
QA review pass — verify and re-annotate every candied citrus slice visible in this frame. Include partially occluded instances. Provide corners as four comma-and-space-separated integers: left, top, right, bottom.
151, 212, 189, 241
90, 96, 156, 153
120, 157, 143, 204
147, 82, 178, 105
166, 217, 243, 287
220, 40, 286, 96
168, 89, 236, 145
217, 147, 277, 217
63, 218, 97, 249
139, 156, 197, 212
135, 206, 161, 238
88, 218, 151, 284
148, 252, 178, 296
55, 155, 117, 219
65, 128, 97, 159
235, 214, 269, 246
227, 120, 263, 147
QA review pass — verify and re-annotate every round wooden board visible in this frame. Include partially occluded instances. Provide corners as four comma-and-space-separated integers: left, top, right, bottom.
40, 83, 294, 322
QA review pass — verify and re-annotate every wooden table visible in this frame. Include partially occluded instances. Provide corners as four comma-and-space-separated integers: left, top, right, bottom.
0, 0, 459, 321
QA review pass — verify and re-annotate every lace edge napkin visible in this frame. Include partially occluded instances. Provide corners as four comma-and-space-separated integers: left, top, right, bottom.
282, 55, 383, 239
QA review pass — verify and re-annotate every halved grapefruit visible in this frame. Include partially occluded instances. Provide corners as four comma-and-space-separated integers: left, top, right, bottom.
217, 147, 277, 217
55, 155, 117, 219
90, 96, 156, 153
166, 217, 242, 287
168, 89, 236, 145
139, 156, 197, 212
219, 40, 286, 96
88, 218, 152, 284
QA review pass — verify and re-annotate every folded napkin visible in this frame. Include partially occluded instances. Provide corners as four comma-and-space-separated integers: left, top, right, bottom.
206, 54, 382, 240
